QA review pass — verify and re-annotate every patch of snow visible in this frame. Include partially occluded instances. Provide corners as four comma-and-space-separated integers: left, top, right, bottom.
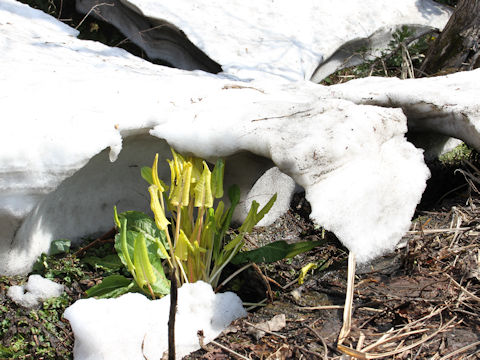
63, 281, 246, 360
324, 70, 480, 156
7, 274, 64, 308
76, 0, 451, 81
0, 0, 432, 273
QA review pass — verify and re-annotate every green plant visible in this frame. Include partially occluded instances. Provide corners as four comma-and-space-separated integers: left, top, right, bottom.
88, 149, 275, 299
88, 148, 326, 299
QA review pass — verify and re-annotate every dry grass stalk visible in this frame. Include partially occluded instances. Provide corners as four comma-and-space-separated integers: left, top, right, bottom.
438, 340, 480, 360
445, 273, 480, 303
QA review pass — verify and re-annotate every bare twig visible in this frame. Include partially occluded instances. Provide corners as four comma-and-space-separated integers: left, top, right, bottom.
209, 339, 250, 360
445, 273, 480, 302
299, 305, 344, 310
252, 263, 274, 302
168, 268, 178, 360
363, 317, 458, 359
244, 320, 287, 339
76, 3, 114, 30
214, 263, 252, 292
306, 325, 328, 360
439, 340, 480, 360
72, 227, 116, 257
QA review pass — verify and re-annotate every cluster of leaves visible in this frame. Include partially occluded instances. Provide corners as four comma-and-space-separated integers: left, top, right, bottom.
88, 149, 324, 299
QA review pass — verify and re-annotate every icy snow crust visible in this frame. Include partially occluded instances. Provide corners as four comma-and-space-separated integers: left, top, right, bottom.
63, 281, 247, 360
0, 0, 432, 275
324, 72, 480, 157
7, 274, 64, 308
77, 0, 451, 82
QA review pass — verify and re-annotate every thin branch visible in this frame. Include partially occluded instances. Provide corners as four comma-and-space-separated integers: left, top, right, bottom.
72, 227, 116, 257
168, 268, 178, 360
75, 3, 114, 30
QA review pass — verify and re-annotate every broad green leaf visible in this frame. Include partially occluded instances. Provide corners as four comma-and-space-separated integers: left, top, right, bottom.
86, 275, 134, 298
118, 211, 162, 239
231, 240, 325, 265
141, 166, 154, 185
82, 254, 123, 271
49, 238, 71, 255
134, 232, 156, 286
117, 211, 168, 251
147, 250, 170, 295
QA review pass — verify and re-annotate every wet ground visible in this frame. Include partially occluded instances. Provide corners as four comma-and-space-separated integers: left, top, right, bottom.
1, 161, 480, 359
190, 166, 480, 359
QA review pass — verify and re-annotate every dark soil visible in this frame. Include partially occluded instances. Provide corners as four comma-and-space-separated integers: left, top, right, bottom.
2, 160, 479, 359
2, 2, 478, 359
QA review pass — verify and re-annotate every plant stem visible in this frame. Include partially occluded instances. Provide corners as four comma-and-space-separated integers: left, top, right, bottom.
168, 268, 177, 360
209, 240, 244, 287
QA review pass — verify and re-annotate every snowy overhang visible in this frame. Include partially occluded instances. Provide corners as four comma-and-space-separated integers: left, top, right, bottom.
76, 0, 452, 81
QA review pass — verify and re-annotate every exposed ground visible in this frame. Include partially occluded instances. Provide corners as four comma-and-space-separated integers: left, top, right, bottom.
1, 157, 480, 359
3, 1, 478, 359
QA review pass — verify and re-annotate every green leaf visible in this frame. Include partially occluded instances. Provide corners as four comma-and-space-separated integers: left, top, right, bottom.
239, 193, 277, 233
134, 232, 156, 287
228, 184, 241, 206
86, 275, 134, 298
116, 219, 135, 276
255, 193, 277, 225
231, 240, 325, 265
118, 211, 163, 240
49, 238, 71, 255
81, 254, 123, 271
141, 166, 154, 185
211, 159, 225, 198
147, 252, 170, 296
118, 211, 169, 252
213, 185, 241, 261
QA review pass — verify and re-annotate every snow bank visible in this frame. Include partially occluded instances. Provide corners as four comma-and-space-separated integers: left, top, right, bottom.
0, 0, 431, 274
324, 69, 480, 158
63, 281, 246, 360
76, 0, 451, 81
7, 274, 64, 308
